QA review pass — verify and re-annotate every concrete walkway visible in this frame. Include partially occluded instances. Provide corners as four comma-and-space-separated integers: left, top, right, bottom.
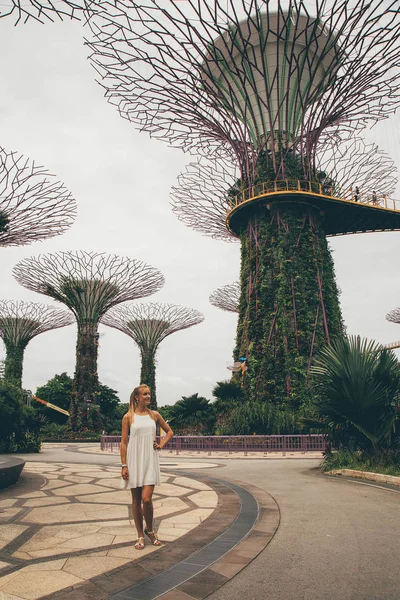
0, 461, 218, 598
1, 445, 399, 600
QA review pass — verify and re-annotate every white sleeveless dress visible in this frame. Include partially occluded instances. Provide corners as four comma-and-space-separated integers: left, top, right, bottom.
123, 414, 161, 489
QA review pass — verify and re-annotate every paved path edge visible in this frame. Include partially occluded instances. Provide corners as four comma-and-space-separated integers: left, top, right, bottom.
155, 474, 280, 600
326, 468, 400, 487
39, 473, 279, 600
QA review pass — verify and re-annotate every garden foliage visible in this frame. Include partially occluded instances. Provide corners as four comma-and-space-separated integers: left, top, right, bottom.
0, 381, 41, 452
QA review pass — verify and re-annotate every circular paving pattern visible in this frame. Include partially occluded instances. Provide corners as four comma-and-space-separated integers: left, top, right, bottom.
0, 462, 217, 600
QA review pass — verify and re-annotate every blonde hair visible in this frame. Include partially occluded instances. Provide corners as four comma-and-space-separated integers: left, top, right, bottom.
128, 384, 155, 424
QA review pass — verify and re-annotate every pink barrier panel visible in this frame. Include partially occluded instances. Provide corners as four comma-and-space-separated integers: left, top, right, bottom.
100, 434, 327, 456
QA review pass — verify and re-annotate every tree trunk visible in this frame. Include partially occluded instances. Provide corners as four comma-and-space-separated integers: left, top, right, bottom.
70, 322, 100, 430
140, 347, 157, 409
4, 341, 27, 388
235, 201, 343, 408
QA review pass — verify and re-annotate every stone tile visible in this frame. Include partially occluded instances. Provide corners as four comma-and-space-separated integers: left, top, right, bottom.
157, 528, 195, 542
177, 569, 228, 599
22, 498, 71, 508
0, 560, 11, 568
62, 555, 130, 579
171, 477, 211, 491
56, 533, 115, 551
63, 476, 95, 484
155, 483, 192, 497
0, 499, 17, 508
50, 581, 109, 600
20, 524, 103, 551
42, 481, 71, 490
0, 508, 24, 521
93, 564, 150, 593
221, 550, 252, 565
210, 560, 245, 578
76, 491, 128, 504
0, 569, 84, 599
11, 551, 32, 560
161, 509, 213, 525
187, 491, 218, 508
17, 491, 46, 499
0, 525, 27, 549
88, 478, 120, 488
23, 559, 67, 572
24, 465, 60, 472
51, 484, 112, 497
21, 503, 126, 524
0, 592, 23, 600
106, 544, 159, 558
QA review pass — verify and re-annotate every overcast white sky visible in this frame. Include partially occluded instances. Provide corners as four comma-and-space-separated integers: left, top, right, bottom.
0, 7, 399, 407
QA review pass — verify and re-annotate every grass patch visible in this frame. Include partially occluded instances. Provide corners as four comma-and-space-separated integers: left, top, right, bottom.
322, 448, 400, 477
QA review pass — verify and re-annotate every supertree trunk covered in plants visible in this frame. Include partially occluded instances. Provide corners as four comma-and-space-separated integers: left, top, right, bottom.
13, 251, 164, 428
0, 300, 74, 387
101, 303, 204, 408
86, 0, 400, 407
0, 147, 76, 247
235, 203, 342, 407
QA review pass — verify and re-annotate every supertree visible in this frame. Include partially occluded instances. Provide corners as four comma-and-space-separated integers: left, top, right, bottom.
86, 0, 400, 407
1, 0, 93, 25
101, 303, 204, 408
0, 300, 74, 387
0, 147, 76, 247
210, 283, 240, 314
13, 251, 164, 427
386, 309, 400, 326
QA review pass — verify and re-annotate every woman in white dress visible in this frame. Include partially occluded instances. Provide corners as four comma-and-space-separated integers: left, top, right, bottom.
120, 384, 174, 549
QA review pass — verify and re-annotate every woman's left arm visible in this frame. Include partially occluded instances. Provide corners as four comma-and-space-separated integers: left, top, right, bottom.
153, 412, 174, 450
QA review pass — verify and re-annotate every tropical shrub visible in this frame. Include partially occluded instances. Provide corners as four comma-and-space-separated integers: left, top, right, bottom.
307, 335, 400, 453
218, 400, 303, 435
212, 379, 244, 433
169, 393, 214, 434
35, 373, 121, 433
0, 382, 41, 452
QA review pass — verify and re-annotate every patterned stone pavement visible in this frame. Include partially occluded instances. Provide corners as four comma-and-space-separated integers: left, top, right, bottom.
0, 462, 217, 600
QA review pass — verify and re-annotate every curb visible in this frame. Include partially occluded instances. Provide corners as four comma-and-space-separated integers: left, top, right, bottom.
327, 468, 400, 487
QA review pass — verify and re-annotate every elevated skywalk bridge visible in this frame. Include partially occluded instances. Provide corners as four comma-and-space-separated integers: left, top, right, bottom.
226, 180, 400, 237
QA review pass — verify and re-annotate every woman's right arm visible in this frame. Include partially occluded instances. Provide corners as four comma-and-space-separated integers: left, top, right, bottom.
121, 414, 130, 480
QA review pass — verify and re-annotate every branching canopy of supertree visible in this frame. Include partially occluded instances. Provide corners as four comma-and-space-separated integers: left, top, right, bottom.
86, 0, 400, 179
0, 147, 77, 247
386, 308, 400, 324
0, 300, 74, 344
101, 303, 204, 350
171, 137, 398, 241
210, 282, 240, 313
13, 251, 165, 321
0, 0, 93, 25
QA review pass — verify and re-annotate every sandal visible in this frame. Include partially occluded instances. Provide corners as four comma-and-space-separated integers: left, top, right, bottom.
144, 529, 161, 546
135, 537, 145, 550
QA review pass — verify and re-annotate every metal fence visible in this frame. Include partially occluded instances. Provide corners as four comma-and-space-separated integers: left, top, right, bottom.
100, 434, 327, 456
229, 180, 399, 212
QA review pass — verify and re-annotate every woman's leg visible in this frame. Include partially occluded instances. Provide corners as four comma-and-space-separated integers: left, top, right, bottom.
141, 485, 155, 532
131, 488, 144, 538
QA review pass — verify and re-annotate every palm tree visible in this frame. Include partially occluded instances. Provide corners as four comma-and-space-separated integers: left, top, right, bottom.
308, 335, 400, 453
212, 379, 243, 432
170, 394, 214, 435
